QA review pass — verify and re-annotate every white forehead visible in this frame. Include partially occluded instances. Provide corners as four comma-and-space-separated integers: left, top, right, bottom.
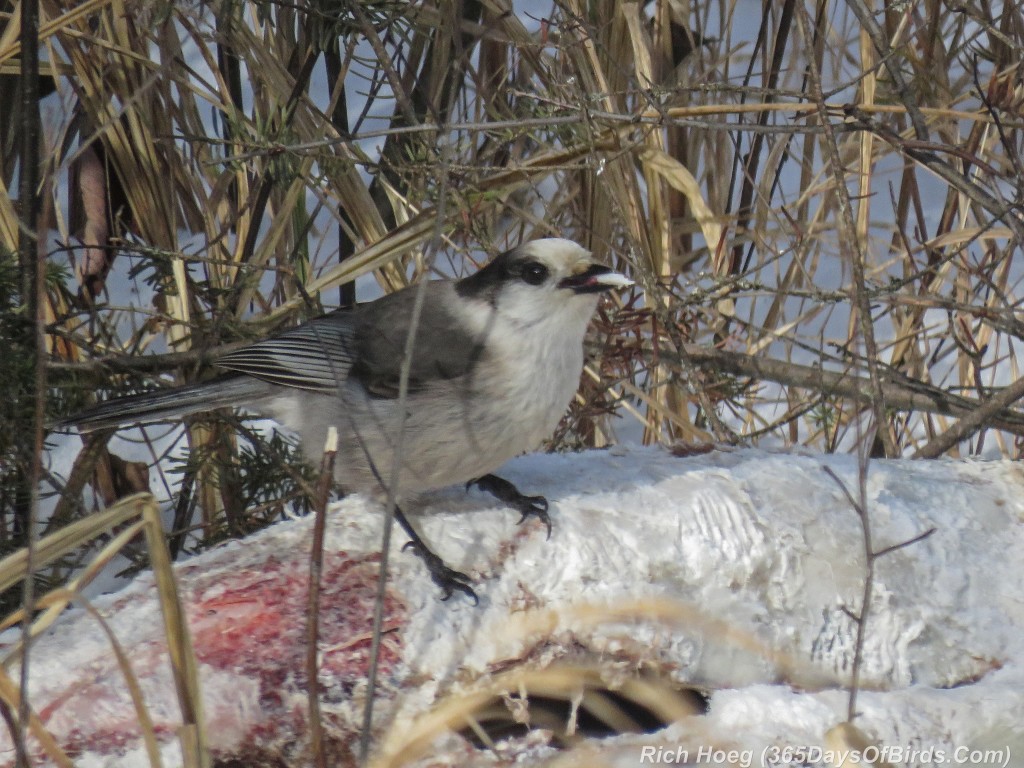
518, 238, 592, 270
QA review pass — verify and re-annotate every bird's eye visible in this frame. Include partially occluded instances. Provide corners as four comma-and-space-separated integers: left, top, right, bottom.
520, 261, 549, 285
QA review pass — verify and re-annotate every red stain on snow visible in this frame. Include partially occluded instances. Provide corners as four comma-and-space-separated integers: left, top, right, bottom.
189, 552, 404, 690
8, 550, 405, 766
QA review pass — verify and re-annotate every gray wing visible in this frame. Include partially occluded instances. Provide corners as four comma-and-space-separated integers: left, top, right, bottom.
215, 309, 360, 393
215, 281, 484, 398
351, 281, 484, 398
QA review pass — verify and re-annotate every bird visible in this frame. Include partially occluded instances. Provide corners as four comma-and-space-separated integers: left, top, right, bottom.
58, 238, 632, 601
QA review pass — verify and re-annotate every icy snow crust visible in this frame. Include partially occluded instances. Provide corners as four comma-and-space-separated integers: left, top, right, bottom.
5, 446, 1024, 766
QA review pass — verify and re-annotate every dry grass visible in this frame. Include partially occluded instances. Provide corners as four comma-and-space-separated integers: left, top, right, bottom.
0, 493, 206, 767
370, 597, 848, 767
5, 1, 1018, 530
3, 0, 1024, 763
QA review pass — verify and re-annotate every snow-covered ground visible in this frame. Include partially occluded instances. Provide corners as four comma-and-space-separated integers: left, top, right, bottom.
6, 445, 1024, 767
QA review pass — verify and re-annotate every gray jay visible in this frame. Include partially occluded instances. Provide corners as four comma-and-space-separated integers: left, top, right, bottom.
60, 238, 632, 600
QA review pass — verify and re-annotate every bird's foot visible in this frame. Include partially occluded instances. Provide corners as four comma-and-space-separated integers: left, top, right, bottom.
468, 473, 552, 539
402, 539, 478, 604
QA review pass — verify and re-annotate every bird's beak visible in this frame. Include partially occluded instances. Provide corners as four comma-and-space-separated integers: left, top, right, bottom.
558, 264, 633, 294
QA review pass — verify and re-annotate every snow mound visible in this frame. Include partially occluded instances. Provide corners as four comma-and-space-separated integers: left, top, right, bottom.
5, 446, 1024, 766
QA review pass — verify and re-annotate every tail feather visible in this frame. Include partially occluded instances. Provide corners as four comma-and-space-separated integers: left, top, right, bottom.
54, 375, 271, 433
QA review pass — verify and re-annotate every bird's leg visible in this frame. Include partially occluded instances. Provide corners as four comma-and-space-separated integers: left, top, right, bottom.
392, 505, 478, 604
468, 474, 551, 539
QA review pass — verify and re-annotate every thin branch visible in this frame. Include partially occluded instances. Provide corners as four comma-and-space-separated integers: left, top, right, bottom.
797, 5, 895, 457
823, 464, 939, 722
16, 0, 44, 762
358, 120, 457, 768
913, 376, 1024, 458
844, 107, 1024, 244
50, 339, 1024, 440
873, 527, 937, 559
306, 428, 337, 768
844, 0, 930, 141
676, 346, 1024, 436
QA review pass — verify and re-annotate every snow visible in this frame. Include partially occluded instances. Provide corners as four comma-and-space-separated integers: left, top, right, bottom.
6, 445, 1024, 766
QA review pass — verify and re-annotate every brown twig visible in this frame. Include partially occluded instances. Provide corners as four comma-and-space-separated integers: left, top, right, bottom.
913, 376, 1024, 458
797, 5, 895, 457
307, 428, 338, 768
676, 345, 1024, 436
823, 465, 937, 721
843, 107, 1024, 244
16, 0, 44, 762
844, 0, 929, 141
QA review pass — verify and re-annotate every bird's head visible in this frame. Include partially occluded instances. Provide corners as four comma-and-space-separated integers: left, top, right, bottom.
456, 239, 632, 332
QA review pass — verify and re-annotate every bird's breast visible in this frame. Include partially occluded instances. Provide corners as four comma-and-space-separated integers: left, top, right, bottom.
474, 331, 585, 445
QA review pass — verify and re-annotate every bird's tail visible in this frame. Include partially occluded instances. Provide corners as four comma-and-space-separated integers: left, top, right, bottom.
53, 375, 270, 433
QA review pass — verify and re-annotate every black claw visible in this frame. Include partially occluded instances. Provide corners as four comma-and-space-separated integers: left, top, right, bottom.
403, 540, 478, 604
393, 504, 479, 604
470, 474, 553, 539
515, 497, 551, 539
